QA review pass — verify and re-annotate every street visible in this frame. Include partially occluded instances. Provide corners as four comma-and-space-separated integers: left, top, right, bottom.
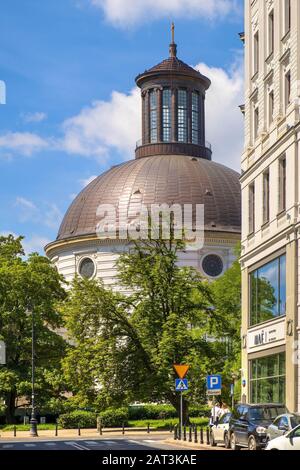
0, 434, 204, 451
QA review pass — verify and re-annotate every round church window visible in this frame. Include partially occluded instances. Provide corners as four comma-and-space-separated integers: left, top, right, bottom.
202, 254, 223, 278
79, 258, 95, 279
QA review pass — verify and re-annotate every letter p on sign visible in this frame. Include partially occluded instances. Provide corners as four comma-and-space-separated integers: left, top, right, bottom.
206, 375, 222, 392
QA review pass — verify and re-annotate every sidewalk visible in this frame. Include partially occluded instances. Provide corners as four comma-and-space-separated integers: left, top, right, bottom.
0, 428, 171, 441
164, 438, 228, 451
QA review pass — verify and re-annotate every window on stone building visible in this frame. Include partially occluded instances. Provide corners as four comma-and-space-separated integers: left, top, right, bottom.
279, 157, 286, 213
254, 105, 259, 140
162, 88, 172, 142
149, 89, 158, 143
178, 89, 188, 143
250, 353, 286, 404
254, 31, 259, 75
269, 90, 274, 125
249, 181, 255, 235
250, 254, 286, 326
285, 70, 291, 108
284, 0, 291, 36
263, 169, 270, 224
268, 10, 274, 56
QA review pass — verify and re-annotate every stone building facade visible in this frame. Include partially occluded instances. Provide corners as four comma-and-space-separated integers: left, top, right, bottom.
241, 0, 300, 411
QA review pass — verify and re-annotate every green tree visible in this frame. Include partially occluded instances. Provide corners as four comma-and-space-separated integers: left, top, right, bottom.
62, 238, 232, 422
0, 235, 67, 423
210, 244, 242, 404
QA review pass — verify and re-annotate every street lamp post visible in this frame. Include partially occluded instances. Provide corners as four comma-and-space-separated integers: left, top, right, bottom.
231, 373, 238, 410
29, 308, 38, 437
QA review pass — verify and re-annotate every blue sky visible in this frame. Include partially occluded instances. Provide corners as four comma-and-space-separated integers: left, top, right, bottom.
0, 0, 244, 254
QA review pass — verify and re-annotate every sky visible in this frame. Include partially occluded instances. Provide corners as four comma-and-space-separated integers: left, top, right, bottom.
0, 0, 244, 254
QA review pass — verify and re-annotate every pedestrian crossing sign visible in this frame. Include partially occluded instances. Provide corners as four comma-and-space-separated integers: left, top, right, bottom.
175, 379, 188, 391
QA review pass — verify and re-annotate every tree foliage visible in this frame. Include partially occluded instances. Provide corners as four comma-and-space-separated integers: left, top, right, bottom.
62, 238, 241, 419
0, 235, 67, 423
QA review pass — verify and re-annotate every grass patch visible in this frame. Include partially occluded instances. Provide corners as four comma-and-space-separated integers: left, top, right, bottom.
0, 417, 209, 432
0, 424, 60, 432
128, 417, 209, 430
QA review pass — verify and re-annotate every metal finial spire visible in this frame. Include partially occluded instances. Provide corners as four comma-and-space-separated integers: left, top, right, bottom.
169, 22, 177, 58
171, 22, 175, 44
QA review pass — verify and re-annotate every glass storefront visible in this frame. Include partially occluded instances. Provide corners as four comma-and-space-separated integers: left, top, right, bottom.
250, 254, 286, 326
250, 353, 285, 404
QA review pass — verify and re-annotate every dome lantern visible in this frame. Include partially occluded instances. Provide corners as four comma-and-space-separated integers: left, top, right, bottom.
135, 24, 212, 160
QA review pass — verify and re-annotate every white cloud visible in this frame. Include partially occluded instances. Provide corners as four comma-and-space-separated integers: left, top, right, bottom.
61, 59, 243, 170
15, 197, 39, 222
0, 61, 243, 171
196, 59, 244, 170
61, 87, 140, 160
80, 175, 98, 187
21, 112, 47, 123
0, 132, 49, 157
88, 0, 239, 27
0, 231, 50, 255
22, 235, 51, 255
14, 198, 63, 230
44, 203, 63, 229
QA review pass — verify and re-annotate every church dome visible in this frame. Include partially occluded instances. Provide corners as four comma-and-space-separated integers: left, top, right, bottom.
48, 26, 241, 252
57, 154, 240, 241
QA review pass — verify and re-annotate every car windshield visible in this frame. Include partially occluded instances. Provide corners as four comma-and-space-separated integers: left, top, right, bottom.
291, 416, 300, 429
248, 407, 286, 421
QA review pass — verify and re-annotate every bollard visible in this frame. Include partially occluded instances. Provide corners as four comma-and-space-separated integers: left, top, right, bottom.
100, 424, 103, 436
14, 426, 16, 437
55, 424, 58, 437
189, 426, 192, 442
174, 425, 177, 440
194, 426, 198, 444
178, 424, 181, 441
183, 425, 187, 441
122, 423, 125, 435
147, 423, 150, 434
78, 427, 81, 436
206, 427, 210, 445
200, 427, 204, 444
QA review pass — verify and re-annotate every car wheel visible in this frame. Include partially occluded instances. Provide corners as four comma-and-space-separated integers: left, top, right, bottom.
230, 432, 241, 451
248, 435, 259, 451
210, 431, 217, 447
224, 432, 230, 449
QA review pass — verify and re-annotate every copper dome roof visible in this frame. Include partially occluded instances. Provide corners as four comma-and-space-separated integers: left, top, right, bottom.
56, 154, 241, 242
135, 56, 211, 89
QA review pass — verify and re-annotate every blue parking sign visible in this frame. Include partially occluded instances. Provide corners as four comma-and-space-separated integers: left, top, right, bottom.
206, 375, 222, 391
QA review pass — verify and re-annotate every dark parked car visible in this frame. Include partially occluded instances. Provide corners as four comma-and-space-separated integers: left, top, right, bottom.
229, 403, 287, 450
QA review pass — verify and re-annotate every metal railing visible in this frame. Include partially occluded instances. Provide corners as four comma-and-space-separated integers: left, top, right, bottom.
136, 139, 212, 150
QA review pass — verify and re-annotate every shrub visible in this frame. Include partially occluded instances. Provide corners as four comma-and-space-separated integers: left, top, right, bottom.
98, 408, 129, 428
128, 404, 210, 420
57, 410, 97, 429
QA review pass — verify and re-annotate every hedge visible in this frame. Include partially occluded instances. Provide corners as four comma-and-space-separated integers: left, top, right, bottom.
128, 404, 210, 420
57, 410, 97, 429
98, 408, 129, 428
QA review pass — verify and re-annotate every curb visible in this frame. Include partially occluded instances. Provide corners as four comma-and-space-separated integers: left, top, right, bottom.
163, 439, 228, 451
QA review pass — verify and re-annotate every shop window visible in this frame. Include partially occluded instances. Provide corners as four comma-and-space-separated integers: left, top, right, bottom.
250, 254, 286, 326
250, 353, 285, 404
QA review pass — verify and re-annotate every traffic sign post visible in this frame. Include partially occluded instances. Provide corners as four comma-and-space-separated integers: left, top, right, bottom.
174, 365, 189, 439
206, 375, 222, 425
0, 341, 6, 365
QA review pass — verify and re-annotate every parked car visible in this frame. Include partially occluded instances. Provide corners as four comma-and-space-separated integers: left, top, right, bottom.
265, 424, 300, 450
267, 413, 300, 442
229, 403, 287, 451
210, 413, 231, 448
